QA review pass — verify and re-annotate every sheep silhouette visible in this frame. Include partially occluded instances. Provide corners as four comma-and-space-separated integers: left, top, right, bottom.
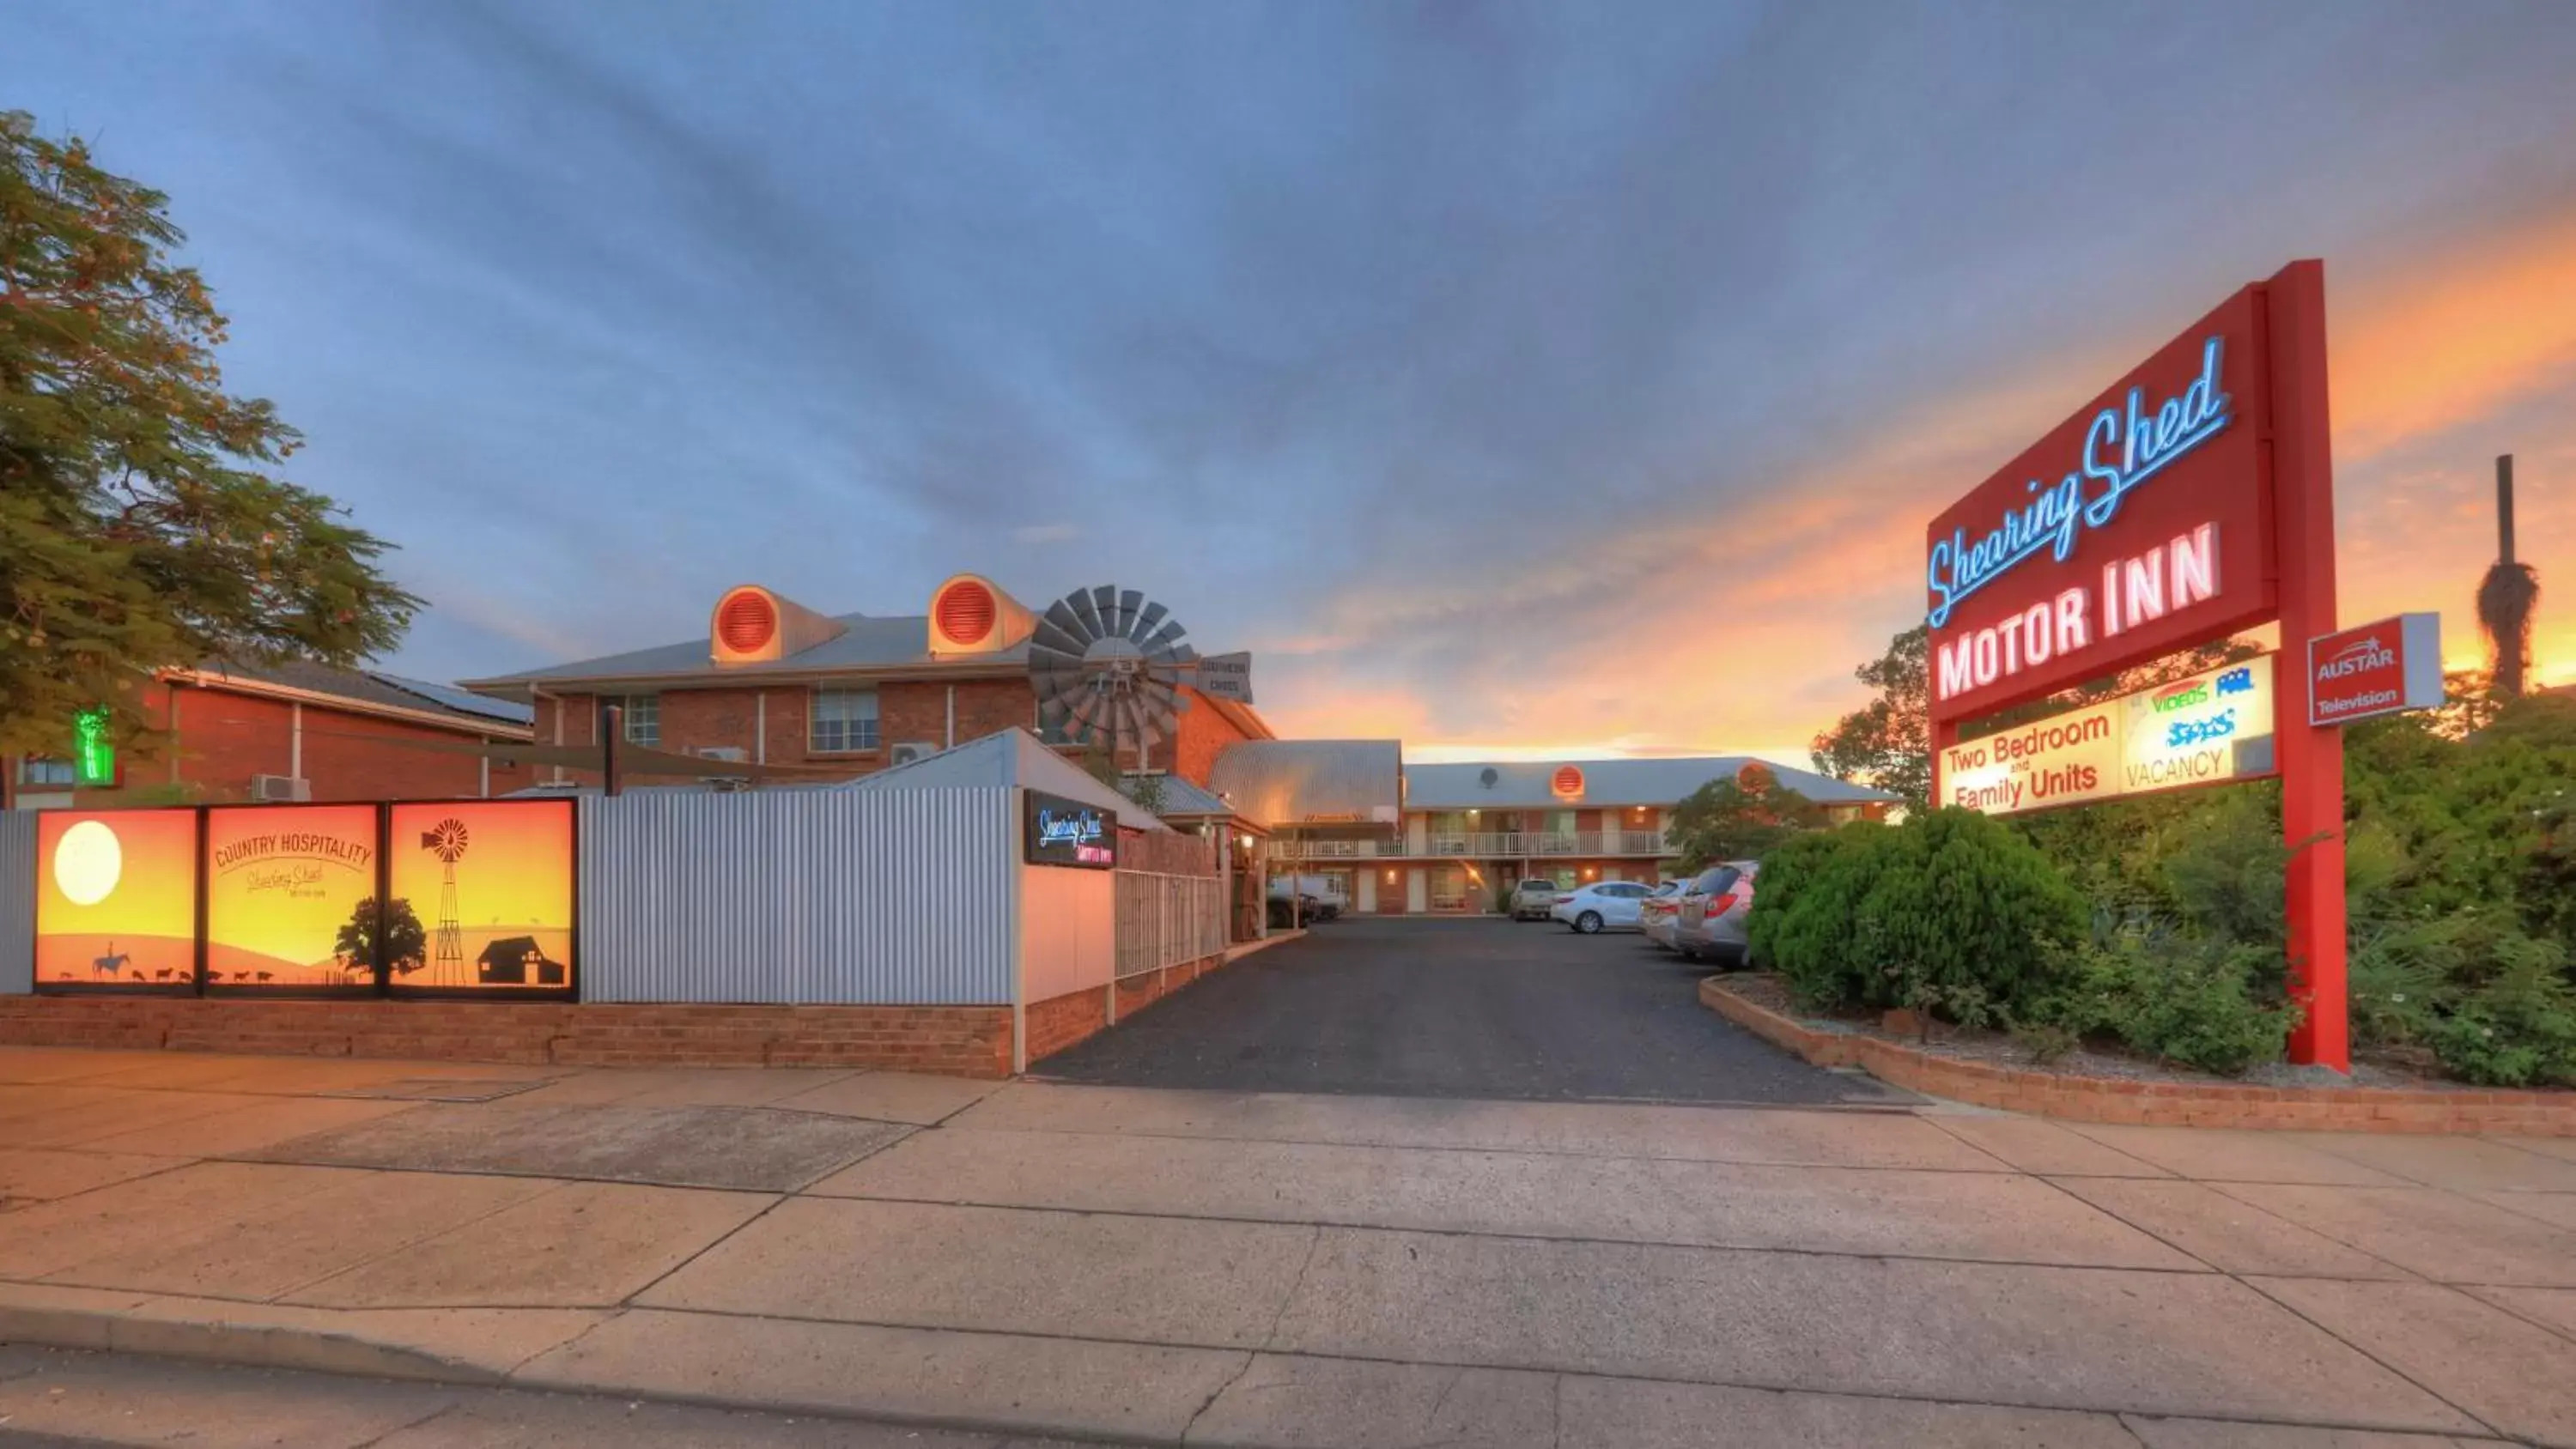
254, 972, 273, 983
152, 968, 175, 981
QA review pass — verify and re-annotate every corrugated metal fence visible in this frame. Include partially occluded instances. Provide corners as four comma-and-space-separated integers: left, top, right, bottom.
579, 788, 1016, 1004
1113, 829, 1224, 981
0, 812, 33, 995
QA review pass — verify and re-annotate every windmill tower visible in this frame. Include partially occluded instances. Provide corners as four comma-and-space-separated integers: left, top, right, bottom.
421, 817, 469, 981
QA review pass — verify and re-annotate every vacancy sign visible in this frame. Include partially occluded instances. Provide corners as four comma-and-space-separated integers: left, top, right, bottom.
2308, 614, 2442, 728
1942, 655, 2278, 816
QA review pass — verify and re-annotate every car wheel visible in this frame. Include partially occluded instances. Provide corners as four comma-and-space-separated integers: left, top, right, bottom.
1577, 911, 1603, 934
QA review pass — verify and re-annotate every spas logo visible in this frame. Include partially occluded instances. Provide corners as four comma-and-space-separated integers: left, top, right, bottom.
1035, 808, 1105, 849
2317, 636, 2393, 682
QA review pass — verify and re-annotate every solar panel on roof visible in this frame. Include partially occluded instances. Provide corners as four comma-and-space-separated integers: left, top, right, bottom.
370, 674, 536, 724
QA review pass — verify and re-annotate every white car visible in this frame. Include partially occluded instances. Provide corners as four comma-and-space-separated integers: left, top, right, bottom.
1551, 881, 1655, 934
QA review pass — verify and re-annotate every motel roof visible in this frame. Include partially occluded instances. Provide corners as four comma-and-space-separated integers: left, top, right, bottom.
841, 727, 1171, 830
464, 611, 1009, 690
1403, 756, 1890, 810
1206, 740, 1404, 828
173, 661, 536, 738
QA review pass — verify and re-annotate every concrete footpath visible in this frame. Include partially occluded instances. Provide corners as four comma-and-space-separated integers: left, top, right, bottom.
0, 1047, 2568, 1446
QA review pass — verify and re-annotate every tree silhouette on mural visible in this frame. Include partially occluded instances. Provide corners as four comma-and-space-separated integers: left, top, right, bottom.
333, 897, 427, 978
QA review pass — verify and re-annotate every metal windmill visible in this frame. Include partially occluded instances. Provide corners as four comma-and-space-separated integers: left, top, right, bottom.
1029, 585, 1200, 773
420, 817, 470, 978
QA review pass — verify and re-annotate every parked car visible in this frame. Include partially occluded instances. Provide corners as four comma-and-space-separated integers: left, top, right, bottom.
1267, 873, 1344, 921
1551, 881, 1654, 934
1638, 881, 1687, 949
1267, 890, 1332, 927
1672, 860, 1759, 964
1508, 878, 1561, 921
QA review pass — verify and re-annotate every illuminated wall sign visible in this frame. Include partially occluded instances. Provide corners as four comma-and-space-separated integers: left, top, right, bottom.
1927, 287, 2279, 726
1939, 655, 2277, 816
204, 804, 380, 991
2307, 613, 2444, 728
34, 810, 198, 990
1550, 765, 1585, 800
387, 800, 575, 993
72, 707, 117, 787
1025, 790, 1117, 869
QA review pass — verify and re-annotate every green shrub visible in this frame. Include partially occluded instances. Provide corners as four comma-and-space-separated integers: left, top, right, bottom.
2429, 945, 2576, 1088
1767, 825, 1899, 1011
1759, 809, 2082, 1022
1745, 828, 1848, 970
2061, 925, 2296, 1076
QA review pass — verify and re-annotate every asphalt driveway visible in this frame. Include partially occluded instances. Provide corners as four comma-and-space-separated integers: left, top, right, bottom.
1035, 916, 1908, 1105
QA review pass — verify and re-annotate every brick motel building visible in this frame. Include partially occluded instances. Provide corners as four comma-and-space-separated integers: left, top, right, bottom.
3, 572, 1889, 1077
3, 662, 535, 811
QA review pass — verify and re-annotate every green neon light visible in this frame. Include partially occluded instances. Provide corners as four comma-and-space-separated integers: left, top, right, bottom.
72, 707, 114, 787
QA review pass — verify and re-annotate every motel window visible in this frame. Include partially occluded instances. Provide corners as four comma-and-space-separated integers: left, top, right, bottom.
16, 757, 75, 788
811, 688, 879, 753
605, 695, 659, 748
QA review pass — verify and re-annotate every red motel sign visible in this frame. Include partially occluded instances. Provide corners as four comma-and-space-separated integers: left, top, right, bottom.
2307, 613, 2443, 728
1923, 261, 2348, 1070
1925, 285, 2279, 727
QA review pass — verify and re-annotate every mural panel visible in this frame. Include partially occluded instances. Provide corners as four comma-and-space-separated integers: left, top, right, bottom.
386, 800, 574, 993
203, 804, 380, 991
35, 809, 199, 990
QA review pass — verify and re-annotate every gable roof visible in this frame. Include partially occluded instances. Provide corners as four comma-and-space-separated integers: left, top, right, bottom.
1405, 756, 1890, 809
840, 727, 1170, 830
1206, 740, 1404, 828
462, 612, 1012, 693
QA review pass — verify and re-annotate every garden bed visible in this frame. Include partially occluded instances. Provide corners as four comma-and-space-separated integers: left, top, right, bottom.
1703, 973, 2576, 1135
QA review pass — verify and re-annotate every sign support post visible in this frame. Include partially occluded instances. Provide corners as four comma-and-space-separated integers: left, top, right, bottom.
2268, 260, 2346, 1070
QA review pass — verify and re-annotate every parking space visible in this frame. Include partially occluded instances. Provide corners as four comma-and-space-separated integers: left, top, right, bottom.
1035, 917, 1910, 1106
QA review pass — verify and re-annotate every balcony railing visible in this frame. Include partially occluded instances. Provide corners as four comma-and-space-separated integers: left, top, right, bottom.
1271, 830, 1671, 860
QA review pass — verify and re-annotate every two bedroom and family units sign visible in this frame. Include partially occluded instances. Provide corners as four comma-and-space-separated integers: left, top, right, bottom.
33, 798, 575, 997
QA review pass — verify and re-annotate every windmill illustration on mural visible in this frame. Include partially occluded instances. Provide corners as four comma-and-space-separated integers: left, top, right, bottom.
1029, 585, 1253, 772
421, 817, 469, 978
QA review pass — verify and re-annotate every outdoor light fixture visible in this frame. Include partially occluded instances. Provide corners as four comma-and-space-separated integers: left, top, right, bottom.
1239, 834, 1254, 849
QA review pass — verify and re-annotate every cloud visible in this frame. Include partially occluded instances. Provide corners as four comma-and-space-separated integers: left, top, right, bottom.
9, 0, 2574, 752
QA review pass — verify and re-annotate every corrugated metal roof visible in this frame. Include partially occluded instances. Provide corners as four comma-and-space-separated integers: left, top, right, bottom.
1405, 756, 1890, 809
841, 728, 1171, 830
1206, 740, 1403, 828
464, 612, 1022, 690
1136, 773, 1236, 819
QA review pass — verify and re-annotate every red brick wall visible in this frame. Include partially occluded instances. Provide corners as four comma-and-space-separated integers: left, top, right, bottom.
1172, 688, 1256, 787
0, 997, 1015, 1077
545, 677, 1042, 784
76, 682, 510, 805
1024, 984, 1109, 1063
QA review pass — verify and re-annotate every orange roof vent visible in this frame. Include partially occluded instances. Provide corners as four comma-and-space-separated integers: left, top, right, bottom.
927, 574, 1036, 656
708, 585, 846, 665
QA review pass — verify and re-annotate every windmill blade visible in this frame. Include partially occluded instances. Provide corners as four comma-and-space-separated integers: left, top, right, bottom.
1028, 640, 1087, 678
1127, 600, 1168, 644
1142, 619, 1188, 654
1031, 616, 1091, 659
1066, 591, 1106, 645
1114, 589, 1143, 639
1089, 585, 1120, 623
1041, 600, 1092, 646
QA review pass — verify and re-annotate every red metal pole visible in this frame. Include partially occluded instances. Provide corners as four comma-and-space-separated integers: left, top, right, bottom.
2268, 259, 2348, 1070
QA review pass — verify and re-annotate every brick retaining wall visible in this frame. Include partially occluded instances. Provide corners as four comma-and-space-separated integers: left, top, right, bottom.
1026, 955, 1227, 1065
0, 997, 1015, 1078
1701, 977, 2576, 1136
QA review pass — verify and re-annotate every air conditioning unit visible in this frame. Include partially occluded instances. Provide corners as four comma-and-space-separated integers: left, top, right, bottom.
693, 746, 749, 763
889, 741, 940, 766
250, 774, 311, 802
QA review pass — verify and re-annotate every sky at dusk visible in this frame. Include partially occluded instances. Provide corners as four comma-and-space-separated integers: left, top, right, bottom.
10, 2, 2576, 762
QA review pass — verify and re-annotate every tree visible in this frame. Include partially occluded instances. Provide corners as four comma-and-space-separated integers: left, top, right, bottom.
1, 112, 417, 757
332, 896, 427, 977
1811, 626, 1931, 815
1668, 764, 1825, 870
